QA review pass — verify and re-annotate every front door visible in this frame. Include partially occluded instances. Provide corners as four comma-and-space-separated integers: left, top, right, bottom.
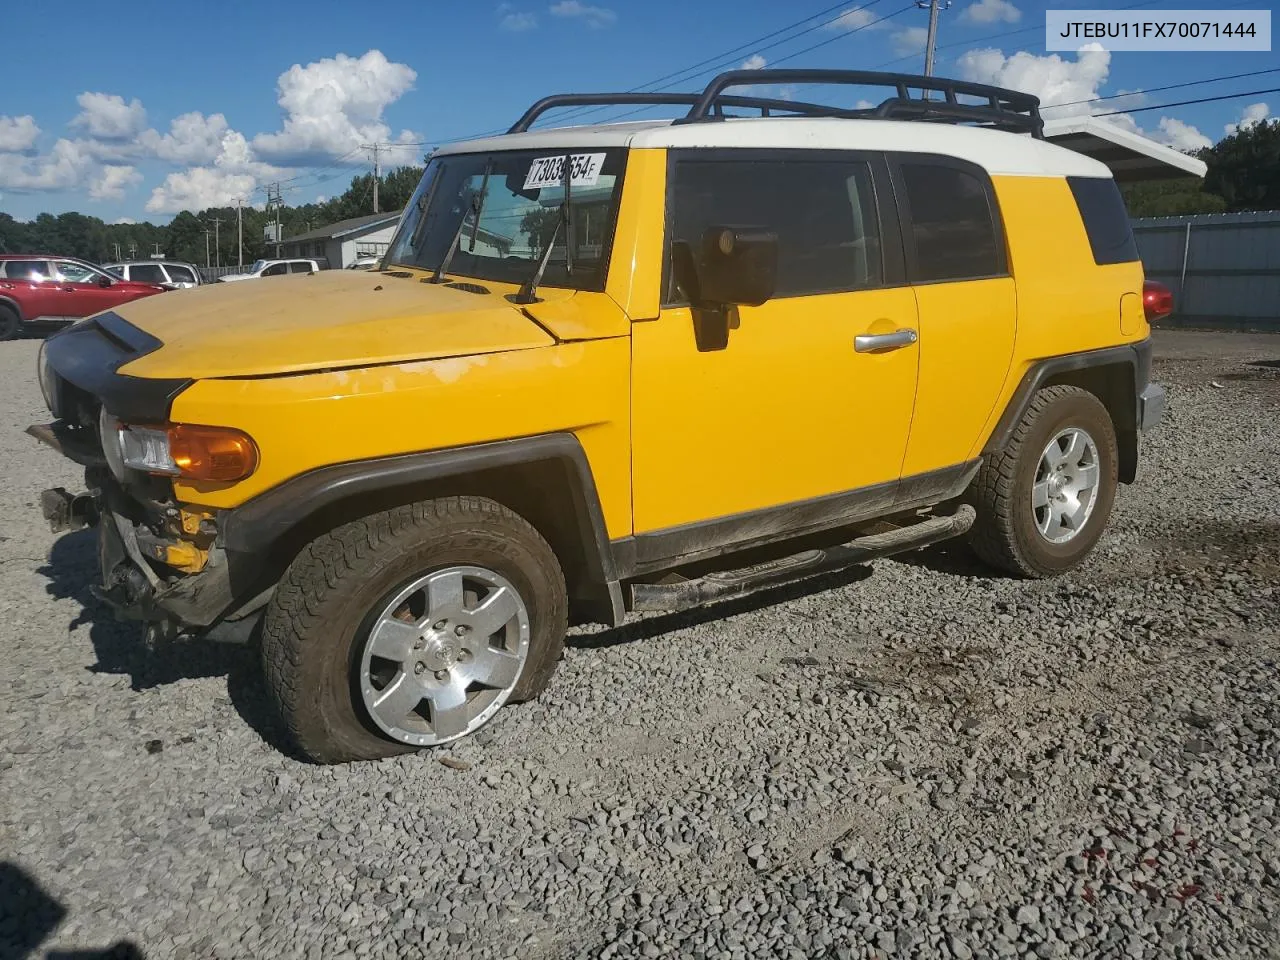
51, 260, 121, 318
631, 150, 919, 541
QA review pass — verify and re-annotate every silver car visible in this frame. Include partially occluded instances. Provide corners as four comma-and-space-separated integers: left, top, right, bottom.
104, 260, 202, 290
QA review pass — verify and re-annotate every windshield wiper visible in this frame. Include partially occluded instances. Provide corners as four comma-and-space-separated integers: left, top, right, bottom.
511, 155, 572, 305
427, 162, 492, 284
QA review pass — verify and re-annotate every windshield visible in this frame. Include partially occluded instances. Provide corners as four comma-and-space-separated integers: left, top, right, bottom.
250, 260, 267, 274
385, 148, 626, 291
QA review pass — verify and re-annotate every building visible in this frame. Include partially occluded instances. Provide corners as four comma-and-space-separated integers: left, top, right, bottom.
277, 211, 403, 268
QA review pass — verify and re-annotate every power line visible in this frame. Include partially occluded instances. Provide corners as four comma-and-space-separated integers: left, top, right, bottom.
1094, 85, 1280, 118
1051, 66, 1280, 111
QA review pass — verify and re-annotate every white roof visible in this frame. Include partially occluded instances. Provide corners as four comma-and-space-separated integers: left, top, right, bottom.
1043, 115, 1208, 182
435, 117, 1114, 179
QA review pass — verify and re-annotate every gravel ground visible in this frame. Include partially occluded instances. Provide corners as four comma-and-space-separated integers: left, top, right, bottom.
2, 329, 1278, 959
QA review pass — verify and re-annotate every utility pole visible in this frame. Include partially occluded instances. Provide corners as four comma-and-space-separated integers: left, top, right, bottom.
203, 229, 211, 268
209, 216, 224, 269
236, 198, 244, 267
361, 142, 381, 214
265, 182, 284, 258
915, 0, 950, 78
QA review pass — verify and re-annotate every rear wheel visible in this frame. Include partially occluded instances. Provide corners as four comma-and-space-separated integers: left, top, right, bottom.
0, 305, 20, 341
261, 496, 567, 763
968, 385, 1119, 577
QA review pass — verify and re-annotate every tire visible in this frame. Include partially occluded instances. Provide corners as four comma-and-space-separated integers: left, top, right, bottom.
261, 496, 567, 763
0, 305, 20, 341
967, 385, 1119, 578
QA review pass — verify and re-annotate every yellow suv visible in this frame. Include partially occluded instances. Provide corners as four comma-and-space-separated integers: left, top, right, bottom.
32, 70, 1168, 762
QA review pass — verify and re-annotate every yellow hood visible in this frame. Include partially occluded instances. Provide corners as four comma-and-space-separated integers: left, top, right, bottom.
115, 269, 560, 380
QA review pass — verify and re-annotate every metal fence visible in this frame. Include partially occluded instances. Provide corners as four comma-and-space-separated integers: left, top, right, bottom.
1132, 210, 1280, 331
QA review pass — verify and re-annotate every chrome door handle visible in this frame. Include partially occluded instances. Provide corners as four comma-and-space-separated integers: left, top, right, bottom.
854, 328, 918, 353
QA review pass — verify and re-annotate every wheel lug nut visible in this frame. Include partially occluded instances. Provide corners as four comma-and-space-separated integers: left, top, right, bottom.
413, 639, 424, 650
433, 620, 447, 631
413, 662, 426, 675
455, 625, 469, 637
434, 670, 449, 681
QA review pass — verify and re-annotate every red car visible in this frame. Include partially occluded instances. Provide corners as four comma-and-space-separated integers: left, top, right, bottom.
0, 254, 167, 341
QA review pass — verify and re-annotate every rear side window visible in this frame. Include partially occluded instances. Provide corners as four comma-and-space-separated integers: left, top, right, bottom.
1067, 176, 1139, 265
1, 260, 50, 281
289, 261, 314, 274
667, 156, 883, 301
166, 264, 196, 283
261, 263, 288, 276
898, 162, 1005, 283
130, 263, 168, 284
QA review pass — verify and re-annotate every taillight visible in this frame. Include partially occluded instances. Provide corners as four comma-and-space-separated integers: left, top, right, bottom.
1143, 280, 1174, 322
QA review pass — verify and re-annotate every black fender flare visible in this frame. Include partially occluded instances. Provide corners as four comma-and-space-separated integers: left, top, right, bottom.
983, 339, 1152, 483
0, 294, 24, 321
220, 433, 624, 625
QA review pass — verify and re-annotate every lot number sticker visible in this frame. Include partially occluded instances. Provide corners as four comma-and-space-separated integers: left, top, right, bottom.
523, 154, 606, 190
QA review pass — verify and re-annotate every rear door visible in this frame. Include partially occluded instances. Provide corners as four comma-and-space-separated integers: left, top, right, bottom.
289, 260, 315, 274
0, 259, 57, 319
630, 149, 920, 536
889, 155, 1018, 477
261, 262, 288, 277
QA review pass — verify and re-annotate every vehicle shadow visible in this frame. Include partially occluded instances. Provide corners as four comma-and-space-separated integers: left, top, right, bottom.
36, 529, 293, 758
0, 861, 142, 959
570, 564, 875, 650
888, 539, 996, 579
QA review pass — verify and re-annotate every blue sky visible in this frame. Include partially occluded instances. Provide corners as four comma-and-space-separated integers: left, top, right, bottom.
0, 0, 1274, 224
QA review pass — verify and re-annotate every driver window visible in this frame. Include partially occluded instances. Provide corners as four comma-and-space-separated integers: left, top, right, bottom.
262, 263, 288, 277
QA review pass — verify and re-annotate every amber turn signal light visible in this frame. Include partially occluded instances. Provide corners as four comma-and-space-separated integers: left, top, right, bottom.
169, 424, 259, 482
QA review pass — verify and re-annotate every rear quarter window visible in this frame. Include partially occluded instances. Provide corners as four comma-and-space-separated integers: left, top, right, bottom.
1067, 176, 1139, 265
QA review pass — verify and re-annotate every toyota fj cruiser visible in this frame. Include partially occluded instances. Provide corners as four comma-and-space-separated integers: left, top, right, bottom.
31, 70, 1168, 762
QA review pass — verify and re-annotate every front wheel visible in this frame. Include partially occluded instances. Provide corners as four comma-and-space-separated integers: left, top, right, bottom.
967, 385, 1119, 578
261, 496, 568, 763
0, 305, 20, 341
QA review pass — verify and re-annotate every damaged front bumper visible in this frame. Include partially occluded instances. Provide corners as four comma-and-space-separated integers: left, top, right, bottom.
38, 468, 265, 640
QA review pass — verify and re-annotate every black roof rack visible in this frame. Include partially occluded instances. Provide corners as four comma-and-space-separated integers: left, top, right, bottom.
508, 68, 1044, 139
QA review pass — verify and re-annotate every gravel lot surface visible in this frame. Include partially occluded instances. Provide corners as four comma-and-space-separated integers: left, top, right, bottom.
2, 329, 1278, 959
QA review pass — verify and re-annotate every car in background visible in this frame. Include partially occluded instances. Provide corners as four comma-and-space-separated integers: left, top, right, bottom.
218, 258, 325, 282
346, 255, 381, 270
0, 255, 165, 340
104, 260, 202, 290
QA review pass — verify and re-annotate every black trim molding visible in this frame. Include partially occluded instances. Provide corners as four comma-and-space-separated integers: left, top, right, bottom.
44, 312, 188, 422
611, 460, 980, 578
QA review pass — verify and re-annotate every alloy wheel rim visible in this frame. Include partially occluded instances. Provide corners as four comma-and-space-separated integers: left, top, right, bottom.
1032, 427, 1100, 544
358, 566, 530, 746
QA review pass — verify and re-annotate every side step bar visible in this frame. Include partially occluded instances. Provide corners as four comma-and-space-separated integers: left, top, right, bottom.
628, 505, 975, 613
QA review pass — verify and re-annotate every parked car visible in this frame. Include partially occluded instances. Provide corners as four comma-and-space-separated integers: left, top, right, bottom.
218, 258, 325, 282
0, 255, 165, 340
104, 260, 202, 290
347, 256, 381, 270
31, 68, 1168, 763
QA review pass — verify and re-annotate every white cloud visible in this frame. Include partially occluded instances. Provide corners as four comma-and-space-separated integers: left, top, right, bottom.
0, 115, 40, 153
500, 9, 537, 30
113, 216, 137, 225
741, 54, 767, 70
146, 130, 283, 213
958, 44, 1112, 119
251, 50, 419, 165
893, 26, 929, 56
140, 112, 232, 165
960, 0, 1021, 25
1157, 117, 1212, 152
1225, 102, 1270, 135
89, 164, 142, 201
548, 1, 616, 28
72, 92, 147, 140
825, 6, 885, 31
0, 139, 96, 192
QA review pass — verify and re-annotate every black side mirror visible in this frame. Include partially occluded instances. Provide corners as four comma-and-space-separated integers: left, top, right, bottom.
684, 226, 778, 307
97, 275, 113, 288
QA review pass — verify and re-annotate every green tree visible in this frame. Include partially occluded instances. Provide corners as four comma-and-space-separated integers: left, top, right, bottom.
1203, 119, 1280, 212
1121, 176, 1227, 218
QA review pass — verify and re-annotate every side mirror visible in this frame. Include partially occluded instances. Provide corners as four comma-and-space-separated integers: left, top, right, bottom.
675, 226, 778, 308
97, 275, 113, 288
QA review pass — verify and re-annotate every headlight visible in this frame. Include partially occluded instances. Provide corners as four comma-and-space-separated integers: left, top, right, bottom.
99, 408, 127, 480
38, 342, 64, 418
107, 417, 258, 482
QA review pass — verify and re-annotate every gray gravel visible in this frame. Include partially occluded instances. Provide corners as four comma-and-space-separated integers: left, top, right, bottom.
2, 330, 1279, 959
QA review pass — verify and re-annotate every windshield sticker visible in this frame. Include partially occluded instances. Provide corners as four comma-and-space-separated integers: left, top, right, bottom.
523, 153, 607, 191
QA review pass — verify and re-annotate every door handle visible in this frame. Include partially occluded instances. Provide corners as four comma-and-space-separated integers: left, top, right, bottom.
854, 328, 918, 353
